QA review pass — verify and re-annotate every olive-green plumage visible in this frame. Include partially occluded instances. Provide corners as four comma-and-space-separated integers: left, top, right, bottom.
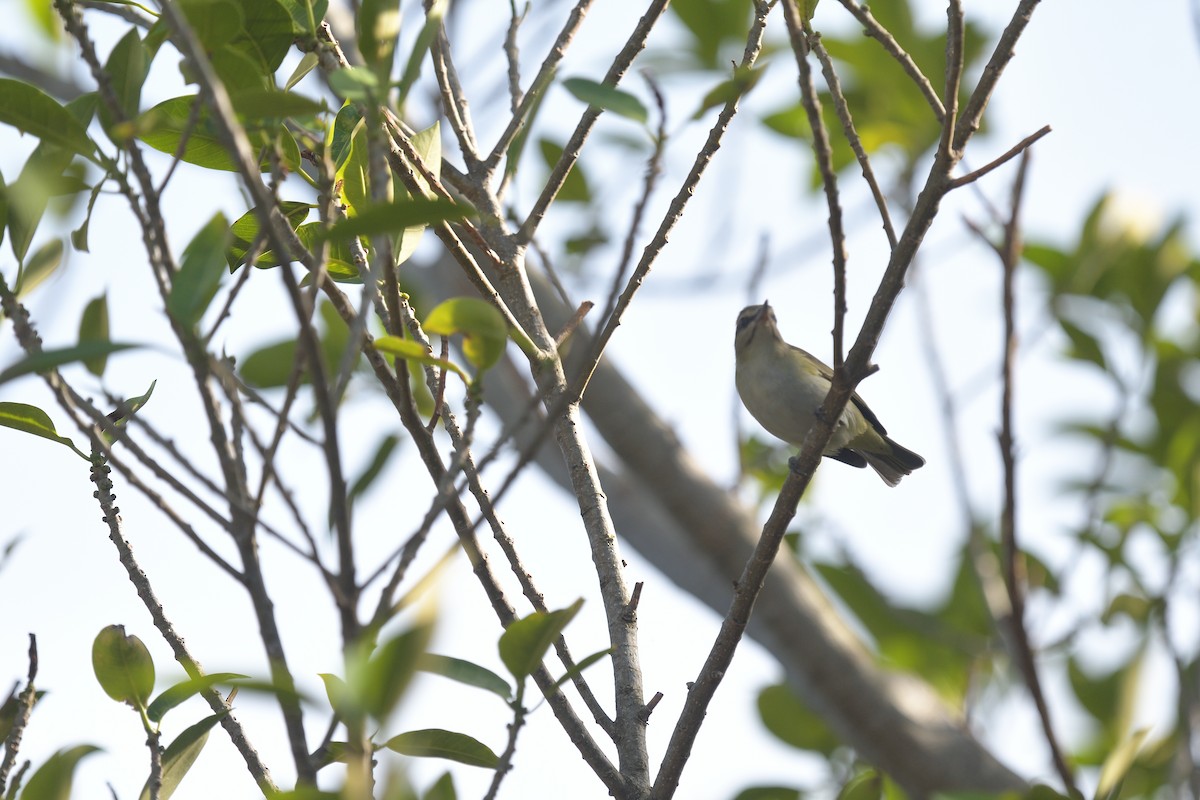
734, 301, 924, 486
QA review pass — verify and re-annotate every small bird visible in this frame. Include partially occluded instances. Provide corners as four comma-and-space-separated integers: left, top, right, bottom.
734, 301, 924, 486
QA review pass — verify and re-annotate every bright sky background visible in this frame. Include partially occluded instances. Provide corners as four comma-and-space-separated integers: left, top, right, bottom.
3, 2, 1200, 799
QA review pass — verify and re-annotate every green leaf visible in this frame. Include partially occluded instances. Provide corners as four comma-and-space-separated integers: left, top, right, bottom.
137, 96, 237, 171
70, 180, 106, 253
837, 769, 882, 800
562, 77, 648, 124
423, 298, 509, 372
693, 64, 766, 120
16, 238, 64, 298
358, 0, 401, 81
394, 0, 446, 105
146, 673, 248, 723
422, 772, 456, 800
314, 198, 471, 242
0, 169, 7, 251
236, 0, 297, 73
92, 624, 155, 709
285, 51, 320, 90
106, 380, 157, 428
318, 673, 352, 718
417, 654, 512, 701
0, 78, 96, 160
1095, 727, 1151, 800
326, 102, 363, 170
240, 339, 299, 388
0, 402, 88, 460
168, 212, 231, 328
537, 139, 590, 203
78, 293, 111, 376
228, 89, 327, 121
393, 120, 441, 266
277, 0, 329, 35
8, 141, 78, 264
383, 729, 499, 769
334, 114, 371, 213
347, 433, 401, 508
0, 342, 140, 386
498, 598, 583, 680
100, 28, 149, 142
328, 67, 382, 102
20, 745, 102, 800
357, 621, 434, 720
756, 683, 839, 754
173, 0, 244, 50
733, 788, 801, 800
140, 711, 229, 800
371, 335, 469, 384
227, 201, 312, 269
551, 647, 612, 692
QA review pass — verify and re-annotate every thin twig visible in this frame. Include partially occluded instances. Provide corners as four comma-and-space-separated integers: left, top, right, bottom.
782, 0, 849, 367
949, 125, 1052, 189
0, 636, 38, 794
832, 0, 945, 121
807, 33, 897, 250
990, 151, 1078, 796
516, 0, 670, 245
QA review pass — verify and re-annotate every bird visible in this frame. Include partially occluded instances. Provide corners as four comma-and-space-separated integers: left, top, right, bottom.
734, 301, 924, 486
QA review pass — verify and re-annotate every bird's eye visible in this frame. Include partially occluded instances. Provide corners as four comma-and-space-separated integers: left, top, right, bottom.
736, 315, 752, 332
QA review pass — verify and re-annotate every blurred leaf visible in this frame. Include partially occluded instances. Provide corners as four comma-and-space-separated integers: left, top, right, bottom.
318, 673, 352, 718
538, 139, 590, 203
358, 0, 401, 80
227, 201, 313, 269
240, 339, 299, 388
837, 769, 882, 800
347, 433, 401, 507
694, 64, 766, 119
147, 673, 247, 723
422, 772, 456, 800
70, 181, 106, 253
168, 212, 231, 328
392, 121, 442, 266
733, 788, 801, 800
78, 293, 110, 376
669, 0, 752, 69
562, 77, 648, 124
139, 711, 229, 800
92, 625, 155, 709
1095, 727, 1150, 800
329, 66, 382, 102
8, 134, 82, 264
423, 297, 509, 372
498, 598, 583, 680
418, 654, 512, 701
756, 683, 839, 754
0, 342, 139, 386
16, 238, 65, 298
235, 0, 296, 73
355, 618, 434, 721
314, 198, 470, 242
395, 0, 446, 106
229, 89, 327, 121
383, 729, 499, 769
372, 335, 469, 384
172, 0, 243, 50
551, 647, 612, 692
278, 0, 329, 35
20, 745, 102, 800
100, 28, 150, 142
0, 78, 96, 160
0, 402, 89, 460
1101, 592, 1154, 626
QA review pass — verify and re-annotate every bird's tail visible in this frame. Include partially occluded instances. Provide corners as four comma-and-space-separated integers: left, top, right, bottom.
863, 437, 926, 487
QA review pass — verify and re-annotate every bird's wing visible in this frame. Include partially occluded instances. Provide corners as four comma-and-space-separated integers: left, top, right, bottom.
789, 344, 888, 435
